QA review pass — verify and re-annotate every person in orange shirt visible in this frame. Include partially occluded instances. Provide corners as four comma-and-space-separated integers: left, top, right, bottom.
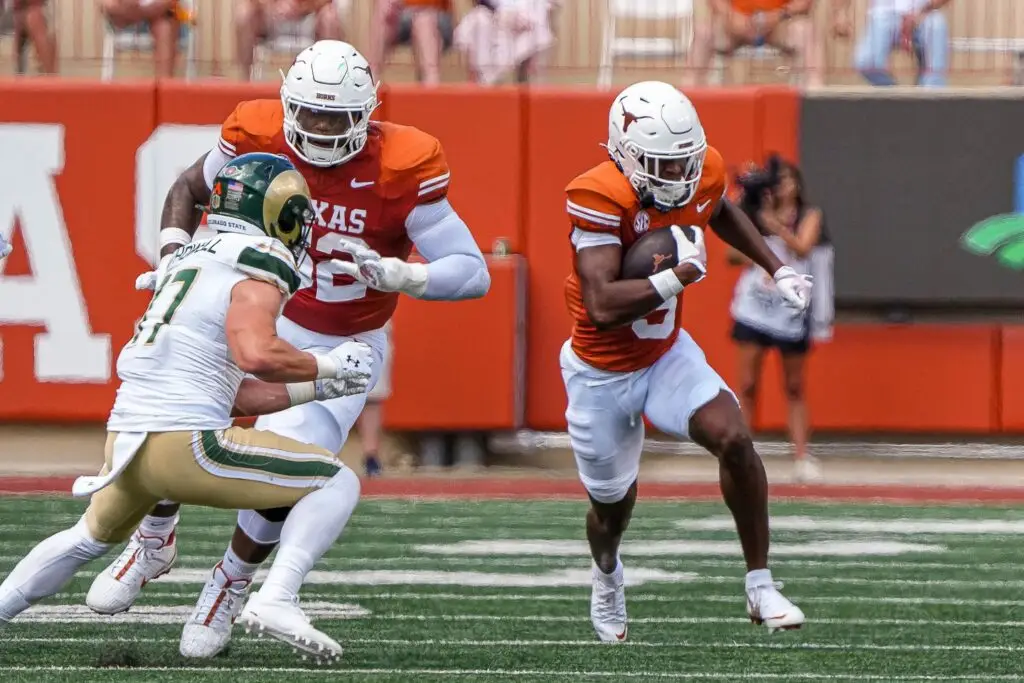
684, 0, 824, 87
562, 80, 811, 643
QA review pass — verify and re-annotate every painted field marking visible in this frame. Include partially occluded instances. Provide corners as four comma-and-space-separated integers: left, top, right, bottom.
12, 615, 1024, 629
415, 540, 946, 557
7, 637, 1024, 653
0, 667, 1019, 681
18, 602, 368, 624
149, 568, 699, 588
678, 517, 1024, 534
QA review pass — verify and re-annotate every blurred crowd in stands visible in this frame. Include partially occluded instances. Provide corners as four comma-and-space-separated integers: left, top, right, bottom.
2, 0, 1023, 86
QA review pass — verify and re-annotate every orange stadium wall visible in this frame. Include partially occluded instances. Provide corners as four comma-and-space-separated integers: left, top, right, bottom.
0, 80, 1009, 434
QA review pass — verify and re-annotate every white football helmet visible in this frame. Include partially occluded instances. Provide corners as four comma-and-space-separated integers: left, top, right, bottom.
606, 81, 708, 212
280, 40, 380, 167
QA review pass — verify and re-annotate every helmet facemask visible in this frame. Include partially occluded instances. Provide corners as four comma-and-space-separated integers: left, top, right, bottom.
281, 96, 378, 168
617, 138, 707, 212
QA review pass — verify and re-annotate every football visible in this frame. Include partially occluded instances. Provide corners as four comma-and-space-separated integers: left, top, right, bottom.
620, 225, 701, 280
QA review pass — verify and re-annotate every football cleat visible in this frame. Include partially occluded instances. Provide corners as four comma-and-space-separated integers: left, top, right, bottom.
179, 562, 253, 658
747, 580, 805, 632
238, 592, 342, 664
590, 562, 628, 643
86, 531, 177, 615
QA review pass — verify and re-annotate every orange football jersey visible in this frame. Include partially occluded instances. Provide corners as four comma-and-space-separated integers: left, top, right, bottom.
730, 0, 789, 15
564, 146, 727, 373
217, 99, 450, 337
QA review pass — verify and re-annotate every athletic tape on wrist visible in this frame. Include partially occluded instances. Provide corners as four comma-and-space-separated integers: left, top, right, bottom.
160, 227, 192, 251
648, 269, 685, 300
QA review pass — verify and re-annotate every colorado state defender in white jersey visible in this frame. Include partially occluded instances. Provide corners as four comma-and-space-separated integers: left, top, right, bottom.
90, 39, 491, 660
108, 234, 302, 433
0, 153, 373, 664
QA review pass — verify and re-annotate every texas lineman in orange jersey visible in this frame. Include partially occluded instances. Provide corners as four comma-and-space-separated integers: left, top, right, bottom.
88, 41, 490, 658
561, 81, 812, 643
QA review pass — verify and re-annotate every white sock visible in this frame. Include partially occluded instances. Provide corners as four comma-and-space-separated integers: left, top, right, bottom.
259, 468, 361, 602
138, 512, 178, 541
597, 557, 623, 582
220, 546, 260, 583
0, 518, 111, 620
746, 568, 773, 591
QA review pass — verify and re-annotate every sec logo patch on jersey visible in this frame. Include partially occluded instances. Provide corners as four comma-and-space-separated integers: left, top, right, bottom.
634, 211, 650, 235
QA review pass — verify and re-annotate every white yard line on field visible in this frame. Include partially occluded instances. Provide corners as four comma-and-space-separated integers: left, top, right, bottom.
42, 590, 1024, 608
1, 667, 1021, 681
11, 612, 1024, 636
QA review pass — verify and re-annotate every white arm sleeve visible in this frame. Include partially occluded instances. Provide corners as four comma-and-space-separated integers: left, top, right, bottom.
202, 145, 237, 190
405, 199, 491, 300
571, 227, 622, 252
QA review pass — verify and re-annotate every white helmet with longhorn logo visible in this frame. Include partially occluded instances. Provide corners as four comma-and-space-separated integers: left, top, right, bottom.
606, 81, 708, 212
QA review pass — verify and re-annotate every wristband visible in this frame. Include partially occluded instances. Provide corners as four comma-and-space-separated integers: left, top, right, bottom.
313, 354, 338, 380
160, 227, 192, 252
285, 381, 317, 406
649, 269, 685, 301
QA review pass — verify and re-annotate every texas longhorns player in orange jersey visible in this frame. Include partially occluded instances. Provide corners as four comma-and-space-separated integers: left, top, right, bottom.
562, 81, 811, 642
87, 40, 490, 659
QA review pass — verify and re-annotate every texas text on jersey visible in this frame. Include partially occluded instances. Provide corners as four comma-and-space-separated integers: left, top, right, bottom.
564, 146, 727, 373
217, 99, 450, 337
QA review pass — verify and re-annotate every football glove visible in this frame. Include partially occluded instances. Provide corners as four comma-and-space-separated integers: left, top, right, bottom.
332, 240, 428, 298
312, 341, 374, 396
773, 266, 813, 312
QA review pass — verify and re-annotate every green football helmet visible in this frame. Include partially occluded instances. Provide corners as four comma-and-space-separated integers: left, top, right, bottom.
206, 152, 313, 260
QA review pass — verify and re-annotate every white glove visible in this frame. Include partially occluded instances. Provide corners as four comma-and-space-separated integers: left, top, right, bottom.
313, 375, 368, 400
670, 225, 708, 280
332, 240, 428, 298
773, 265, 813, 312
312, 340, 374, 395
135, 254, 172, 291
0, 233, 11, 260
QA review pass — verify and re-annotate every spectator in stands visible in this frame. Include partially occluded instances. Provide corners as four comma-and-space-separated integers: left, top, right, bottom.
9, 0, 56, 74
101, 0, 190, 78
833, 0, 951, 87
235, 0, 344, 81
728, 156, 834, 483
368, 0, 453, 86
356, 321, 393, 477
684, 0, 824, 87
453, 0, 558, 85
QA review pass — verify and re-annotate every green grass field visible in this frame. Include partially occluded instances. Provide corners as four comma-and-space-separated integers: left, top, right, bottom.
2, 494, 1024, 682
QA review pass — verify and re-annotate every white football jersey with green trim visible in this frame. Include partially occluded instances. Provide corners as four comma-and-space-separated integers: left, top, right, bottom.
107, 233, 300, 432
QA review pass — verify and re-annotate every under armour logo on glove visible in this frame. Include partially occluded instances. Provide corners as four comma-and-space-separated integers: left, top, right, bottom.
320, 340, 374, 397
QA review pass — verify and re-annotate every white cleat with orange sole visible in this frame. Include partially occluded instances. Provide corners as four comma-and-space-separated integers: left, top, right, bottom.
86, 531, 177, 615
747, 581, 805, 632
590, 562, 628, 643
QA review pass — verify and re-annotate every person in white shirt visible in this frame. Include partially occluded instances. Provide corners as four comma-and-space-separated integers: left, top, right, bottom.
729, 158, 833, 483
833, 0, 952, 87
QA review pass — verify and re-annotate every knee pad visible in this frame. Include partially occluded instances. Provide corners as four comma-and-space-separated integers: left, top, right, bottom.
579, 470, 637, 506
324, 466, 361, 498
